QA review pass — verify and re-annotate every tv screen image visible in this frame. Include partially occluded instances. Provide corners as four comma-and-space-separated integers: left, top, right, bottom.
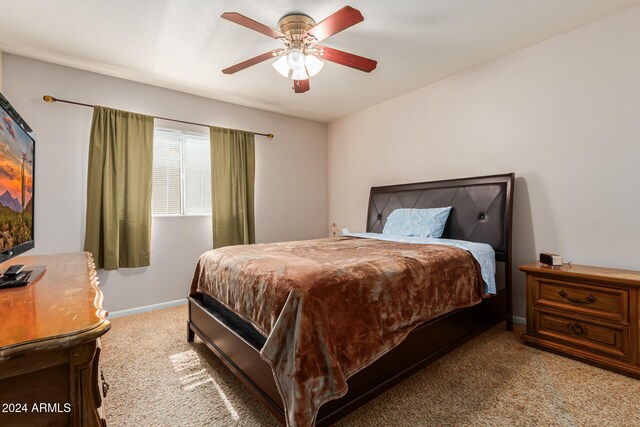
0, 96, 34, 258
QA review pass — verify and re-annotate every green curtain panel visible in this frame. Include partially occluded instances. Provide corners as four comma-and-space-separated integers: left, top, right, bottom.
210, 126, 255, 248
84, 106, 154, 270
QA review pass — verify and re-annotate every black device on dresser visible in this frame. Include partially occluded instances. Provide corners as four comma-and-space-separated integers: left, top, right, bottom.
0, 264, 30, 288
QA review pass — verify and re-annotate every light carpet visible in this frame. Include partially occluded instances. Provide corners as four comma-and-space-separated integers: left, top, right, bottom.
101, 305, 640, 426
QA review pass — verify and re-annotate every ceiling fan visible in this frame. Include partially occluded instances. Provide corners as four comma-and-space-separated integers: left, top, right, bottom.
221, 6, 377, 94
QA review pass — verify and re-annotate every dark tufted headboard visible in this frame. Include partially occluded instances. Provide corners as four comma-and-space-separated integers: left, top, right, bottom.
367, 173, 514, 262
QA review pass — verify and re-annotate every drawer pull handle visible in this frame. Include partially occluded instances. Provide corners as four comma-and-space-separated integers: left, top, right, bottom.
101, 369, 109, 398
558, 290, 597, 304
569, 322, 586, 337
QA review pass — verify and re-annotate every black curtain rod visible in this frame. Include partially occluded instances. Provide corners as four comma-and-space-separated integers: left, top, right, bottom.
42, 95, 274, 139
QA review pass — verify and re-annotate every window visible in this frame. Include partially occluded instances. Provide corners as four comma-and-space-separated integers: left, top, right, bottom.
152, 128, 211, 215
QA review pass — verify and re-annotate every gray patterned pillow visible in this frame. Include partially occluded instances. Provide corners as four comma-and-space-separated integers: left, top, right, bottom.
382, 207, 452, 238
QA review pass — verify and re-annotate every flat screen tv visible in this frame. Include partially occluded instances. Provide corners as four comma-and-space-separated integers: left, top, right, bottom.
0, 92, 35, 263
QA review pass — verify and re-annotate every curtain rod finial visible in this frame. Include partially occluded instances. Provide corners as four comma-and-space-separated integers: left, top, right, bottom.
43, 95, 56, 103
268, 133, 274, 139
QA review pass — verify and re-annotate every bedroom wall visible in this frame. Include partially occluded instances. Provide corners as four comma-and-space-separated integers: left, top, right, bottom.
327, 6, 640, 320
2, 54, 328, 312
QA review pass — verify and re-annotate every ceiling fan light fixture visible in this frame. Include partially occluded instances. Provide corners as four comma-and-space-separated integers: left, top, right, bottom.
272, 55, 291, 78
221, 7, 376, 93
286, 49, 305, 70
291, 67, 309, 81
304, 54, 324, 77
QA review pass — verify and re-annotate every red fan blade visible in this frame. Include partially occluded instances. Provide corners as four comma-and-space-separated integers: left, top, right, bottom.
315, 46, 377, 72
293, 79, 310, 93
304, 6, 364, 43
221, 12, 286, 39
222, 50, 282, 74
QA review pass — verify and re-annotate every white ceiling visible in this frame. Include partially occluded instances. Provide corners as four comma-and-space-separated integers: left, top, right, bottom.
1, 0, 639, 122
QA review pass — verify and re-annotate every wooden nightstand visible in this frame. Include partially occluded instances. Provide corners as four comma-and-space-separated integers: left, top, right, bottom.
519, 262, 640, 378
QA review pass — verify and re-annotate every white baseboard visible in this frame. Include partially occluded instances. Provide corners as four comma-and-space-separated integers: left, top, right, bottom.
512, 315, 526, 325
108, 298, 187, 319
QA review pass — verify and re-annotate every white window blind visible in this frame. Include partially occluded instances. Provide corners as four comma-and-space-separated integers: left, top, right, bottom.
152, 128, 211, 216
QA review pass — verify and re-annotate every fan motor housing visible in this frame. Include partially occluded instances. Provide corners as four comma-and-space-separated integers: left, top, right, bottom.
278, 14, 316, 41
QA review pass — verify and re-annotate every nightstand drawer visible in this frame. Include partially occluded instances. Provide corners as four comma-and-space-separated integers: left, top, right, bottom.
533, 310, 629, 360
534, 277, 628, 323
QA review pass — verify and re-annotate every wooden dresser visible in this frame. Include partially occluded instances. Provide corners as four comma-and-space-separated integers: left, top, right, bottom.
519, 262, 640, 378
0, 252, 110, 426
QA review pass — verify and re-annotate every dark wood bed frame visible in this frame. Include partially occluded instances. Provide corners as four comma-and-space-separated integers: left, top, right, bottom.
187, 173, 515, 426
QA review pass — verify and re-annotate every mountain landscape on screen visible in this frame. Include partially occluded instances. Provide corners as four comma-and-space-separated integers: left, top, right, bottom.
0, 189, 22, 212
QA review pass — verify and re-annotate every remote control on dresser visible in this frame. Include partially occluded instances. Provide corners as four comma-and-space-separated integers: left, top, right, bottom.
3, 264, 25, 277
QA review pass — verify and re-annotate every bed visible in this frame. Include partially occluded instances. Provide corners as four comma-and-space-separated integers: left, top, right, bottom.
187, 173, 514, 426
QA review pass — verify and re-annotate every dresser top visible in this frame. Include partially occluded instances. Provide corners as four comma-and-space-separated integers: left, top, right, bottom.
518, 262, 640, 287
0, 252, 109, 358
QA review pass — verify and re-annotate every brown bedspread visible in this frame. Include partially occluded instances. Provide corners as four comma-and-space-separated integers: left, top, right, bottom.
190, 237, 484, 427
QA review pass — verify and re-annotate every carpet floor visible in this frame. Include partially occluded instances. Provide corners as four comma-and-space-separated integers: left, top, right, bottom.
101, 305, 640, 426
